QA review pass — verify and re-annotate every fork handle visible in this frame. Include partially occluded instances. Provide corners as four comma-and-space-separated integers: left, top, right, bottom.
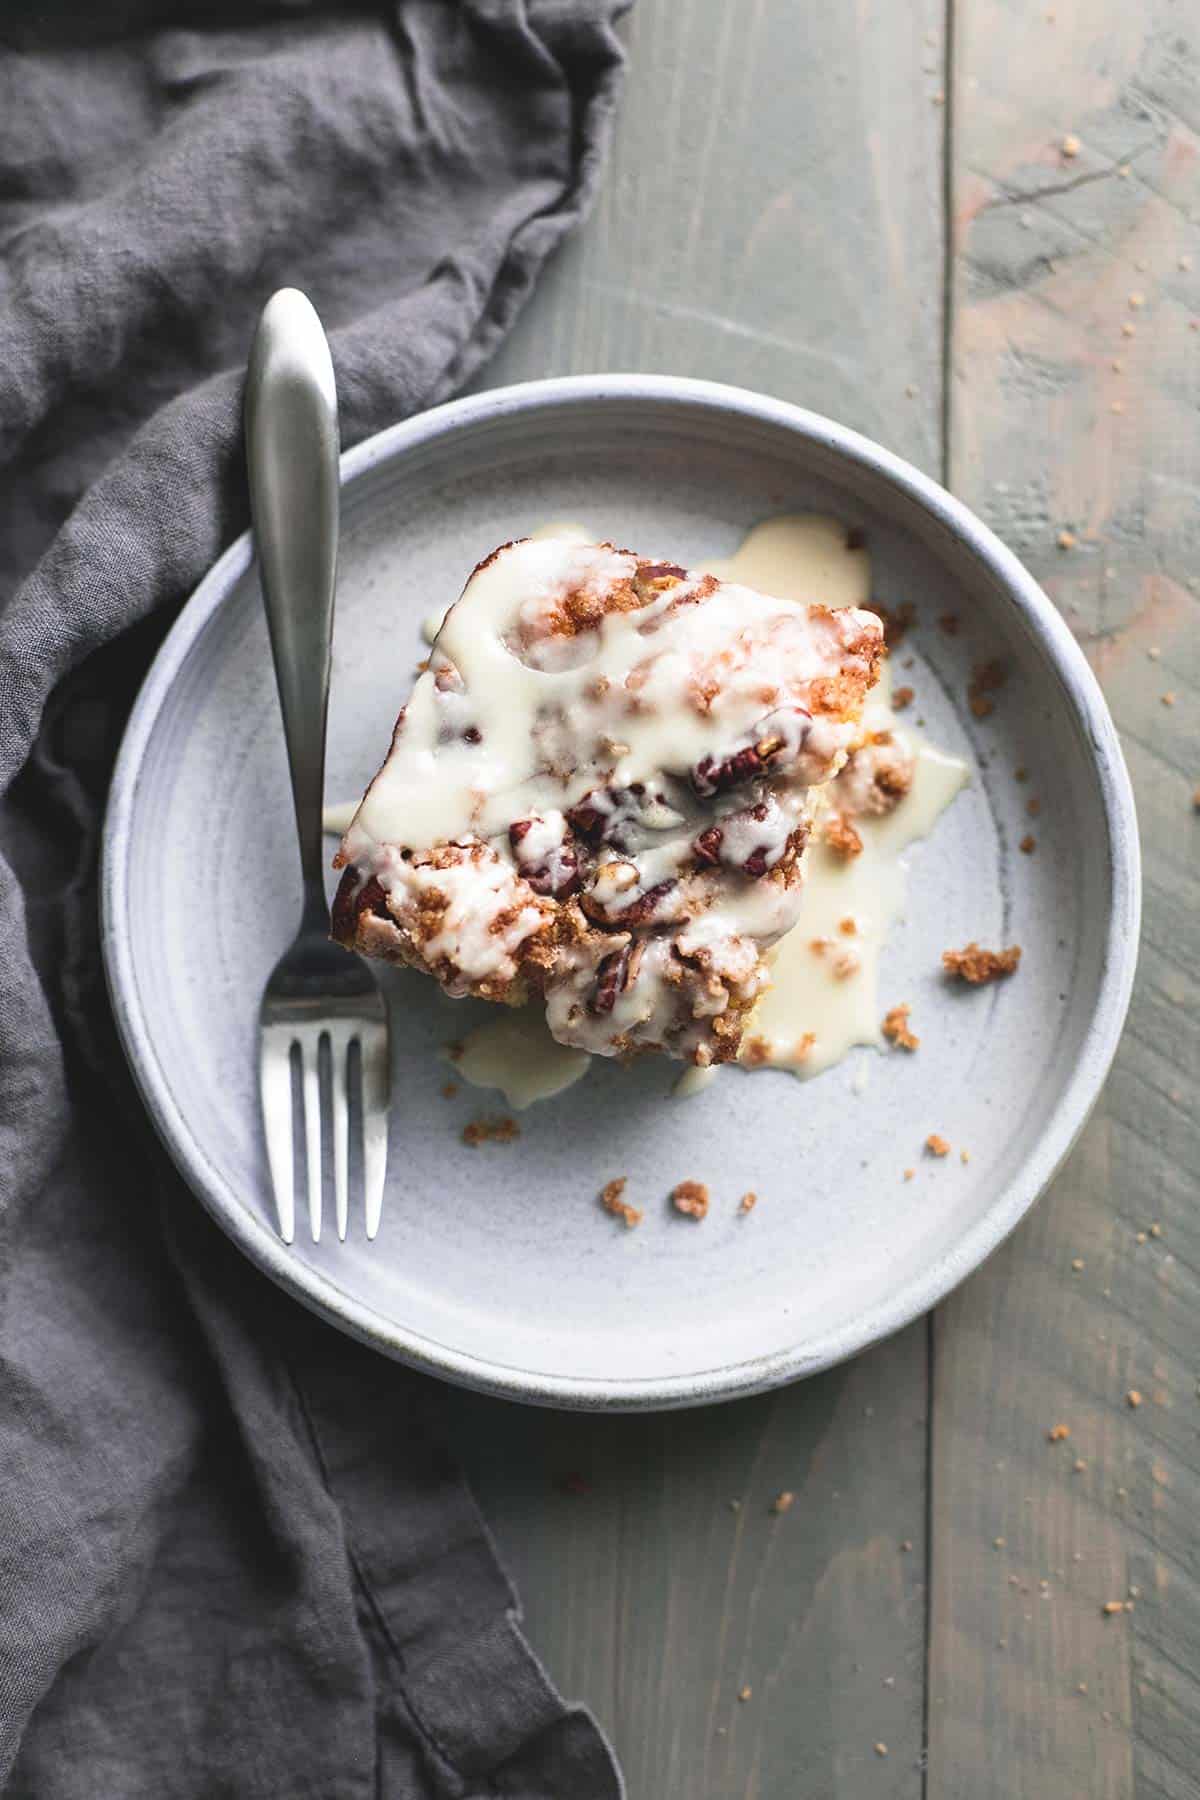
245, 289, 340, 926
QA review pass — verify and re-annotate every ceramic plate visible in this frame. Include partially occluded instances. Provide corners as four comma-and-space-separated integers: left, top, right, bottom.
102, 376, 1139, 1409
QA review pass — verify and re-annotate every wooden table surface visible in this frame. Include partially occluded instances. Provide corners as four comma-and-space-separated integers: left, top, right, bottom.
440, 4, 1200, 1793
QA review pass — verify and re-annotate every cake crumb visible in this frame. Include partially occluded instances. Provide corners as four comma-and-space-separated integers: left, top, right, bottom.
926, 1133, 950, 1157
832, 950, 861, 980
960, 1148, 970, 1164
1162, 691, 1176, 706
902, 1167, 915, 1182
892, 685, 914, 710
874, 1742, 889, 1758
943, 942, 1022, 983
738, 1686, 752, 1703
839, 916, 858, 935
1103, 1600, 1125, 1616
1057, 529, 1077, 549
1047, 1423, 1071, 1442
968, 659, 1008, 719
1129, 291, 1145, 309
440, 1081, 459, 1099
1149, 1222, 1162, 1237
824, 813, 864, 859
1126, 1389, 1143, 1408
739, 1191, 758, 1214
882, 1004, 919, 1051
1015, 766, 1028, 782
1020, 834, 1037, 854
600, 1177, 642, 1230
1074, 1458, 1087, 1473
1061, 132, 1080, 157
1071, 1257, 1085, 1270
1121, 321, 1136, 338
742, 1035, 772, 1066
462, 1116, 520, 1147
771, 1490, 795, 1514
792, 1033, 816, 1062
671, 1180, 710, 1221
1027, 796, 1041, 816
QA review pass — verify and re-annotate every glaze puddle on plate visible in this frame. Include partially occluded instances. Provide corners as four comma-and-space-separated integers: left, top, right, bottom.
446, 1009, 590, 1110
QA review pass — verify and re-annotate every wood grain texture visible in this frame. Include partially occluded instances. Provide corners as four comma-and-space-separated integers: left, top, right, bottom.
930, 3, 1200, 1796
447, 1, 946, 1795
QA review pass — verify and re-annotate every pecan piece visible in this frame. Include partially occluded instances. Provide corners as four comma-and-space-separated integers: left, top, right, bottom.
690, 706, 811, 798
590, 944, 632, 1015
691, 802, 796, 877
636, 560, 687, 584
567, 783, 646, 844
692, 825, 723, 867
508, 816, 579, 898
580, 876, 679, 928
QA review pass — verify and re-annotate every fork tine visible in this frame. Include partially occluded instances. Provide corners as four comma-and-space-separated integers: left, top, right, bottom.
260, 1034, 296, 1244
330, 1029, 349, 1242
300, 1034, 323, 1242
359, 1025, 389, 1240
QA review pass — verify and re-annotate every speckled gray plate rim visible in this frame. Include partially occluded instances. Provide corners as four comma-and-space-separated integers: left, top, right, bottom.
101, 374, 1141, 1411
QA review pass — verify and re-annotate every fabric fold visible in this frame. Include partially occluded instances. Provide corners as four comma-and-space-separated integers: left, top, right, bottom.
0, 4, 629, 1794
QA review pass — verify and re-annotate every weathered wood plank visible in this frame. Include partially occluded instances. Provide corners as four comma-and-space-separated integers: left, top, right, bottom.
931, 4, 1200, 1795
445, 1, 946, 1793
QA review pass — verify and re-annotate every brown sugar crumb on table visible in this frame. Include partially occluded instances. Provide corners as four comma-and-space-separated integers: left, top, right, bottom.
891, 685, 914, 710
600, 1176, 642, 1230
739, 1191, 758, 1214
926, 1133, 950, 1157
671, 1180, 710, 1221
462, 1116, 520, 1148
882, 1003, 919, 1050
770, 1490, 795, 1514
1046, 1423, 1071, 1442
1020, 834, 1036, 854
942, 942, 1021, 983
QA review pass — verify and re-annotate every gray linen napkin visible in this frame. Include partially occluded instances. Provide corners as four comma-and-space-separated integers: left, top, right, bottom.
0, 5, 628, 1795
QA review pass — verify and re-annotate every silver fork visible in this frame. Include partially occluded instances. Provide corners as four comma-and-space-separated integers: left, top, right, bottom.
246, 288, 389, 1244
